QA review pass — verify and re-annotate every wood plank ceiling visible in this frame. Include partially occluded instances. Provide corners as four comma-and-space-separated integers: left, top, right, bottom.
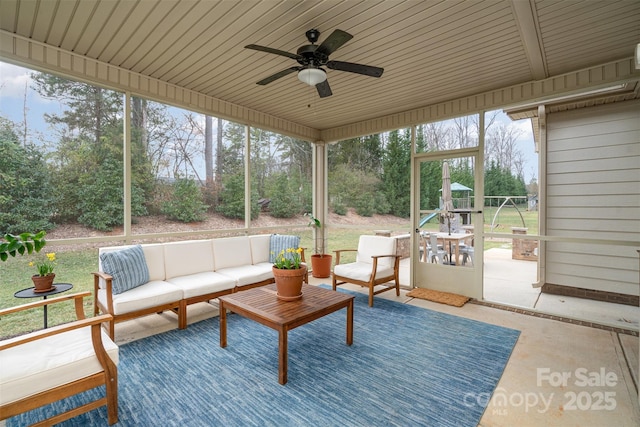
1, 0, 639, 137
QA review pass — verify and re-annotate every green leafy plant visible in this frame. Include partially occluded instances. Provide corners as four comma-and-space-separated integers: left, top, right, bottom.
0, 231, 47, 262
305, 213, 328, 256
272, 247, 303, 269
162, 178, 208, 222
30, 252, 57, 276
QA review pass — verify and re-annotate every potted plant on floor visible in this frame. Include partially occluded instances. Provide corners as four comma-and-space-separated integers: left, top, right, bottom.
306, 214, 332, 278
272, 247, 307, 301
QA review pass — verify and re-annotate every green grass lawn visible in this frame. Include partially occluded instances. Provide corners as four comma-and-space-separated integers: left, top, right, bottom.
0, 209, 537, 339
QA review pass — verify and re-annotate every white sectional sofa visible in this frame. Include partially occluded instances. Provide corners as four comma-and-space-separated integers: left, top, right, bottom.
93, 234, 303, 339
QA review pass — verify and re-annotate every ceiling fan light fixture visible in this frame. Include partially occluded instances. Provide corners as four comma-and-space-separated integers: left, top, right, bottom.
298, 67, 326, 86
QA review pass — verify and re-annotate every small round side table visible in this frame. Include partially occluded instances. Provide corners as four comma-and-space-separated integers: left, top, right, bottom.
14, 283, 73, 329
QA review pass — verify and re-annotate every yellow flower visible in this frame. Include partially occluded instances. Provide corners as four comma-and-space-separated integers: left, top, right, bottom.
273, 246, 303, 270
30, 252, 57, 276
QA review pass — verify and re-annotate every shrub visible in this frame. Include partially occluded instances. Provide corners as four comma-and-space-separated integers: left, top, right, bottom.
354, 193, 375, 217
217, 174, 260, 220
332, 199, 348, 215
268, 173, 301, 218
162, 178, 208, 222
76, 159, 147, 231
374, 191, 391, 215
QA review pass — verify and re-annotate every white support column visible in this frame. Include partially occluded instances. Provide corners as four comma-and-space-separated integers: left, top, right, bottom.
534, 105, 547, 287
409, 126, 417, 289
312, 142, 328, 253
245, 125, 251, 230
123, 92, 132, 241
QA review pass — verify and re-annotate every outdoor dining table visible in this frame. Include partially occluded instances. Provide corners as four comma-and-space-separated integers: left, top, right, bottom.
435, 232, 474, 265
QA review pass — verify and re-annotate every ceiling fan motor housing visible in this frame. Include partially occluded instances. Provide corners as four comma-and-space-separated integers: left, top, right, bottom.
296, 44, 327, 67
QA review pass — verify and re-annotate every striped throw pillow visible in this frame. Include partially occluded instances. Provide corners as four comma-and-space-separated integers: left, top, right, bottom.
269, 235, 301, 263
100, 245, 150, 295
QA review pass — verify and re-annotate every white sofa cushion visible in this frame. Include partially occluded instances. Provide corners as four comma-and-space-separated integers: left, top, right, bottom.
356, 236, 396, 269
98, 280, 183, 315
334, 262, 395, 283
140, 244, 166, 281
164, 240, 214, 280
212, 237, 252, 270
249, 235, 271, 264
166, 272, 235, 299
0, 327, 118, 405
217, 264, 274, 287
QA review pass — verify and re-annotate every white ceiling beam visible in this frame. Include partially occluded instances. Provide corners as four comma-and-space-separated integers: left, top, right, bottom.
510, 0, 547, 80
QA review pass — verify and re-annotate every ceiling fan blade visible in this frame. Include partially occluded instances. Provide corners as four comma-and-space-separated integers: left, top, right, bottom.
326, 60, 384, 78
316, 29, 353, 56
245, 44, 302, 60
256, 67, 300, 85
316, 79, 332, 98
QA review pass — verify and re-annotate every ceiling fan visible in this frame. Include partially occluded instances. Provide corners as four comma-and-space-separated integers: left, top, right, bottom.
245, 29, 384, 98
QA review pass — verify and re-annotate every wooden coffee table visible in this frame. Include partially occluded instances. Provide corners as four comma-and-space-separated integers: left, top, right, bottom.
218, 283, 354, 385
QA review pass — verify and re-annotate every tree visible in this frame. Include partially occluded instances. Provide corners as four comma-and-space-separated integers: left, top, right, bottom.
31, 73, 154, 229
0, 117, 55, 233
381, 130, 411, 217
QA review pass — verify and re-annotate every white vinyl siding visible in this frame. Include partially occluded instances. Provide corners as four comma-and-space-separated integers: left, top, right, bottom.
545, 99, 640, 295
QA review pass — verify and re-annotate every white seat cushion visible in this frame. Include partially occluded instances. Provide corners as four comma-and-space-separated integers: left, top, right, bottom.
98, 280, 183, 315
217, 264, 274, 287
166, 272, 235, 299
334, 262, 395, 283
0, 327, 118, 405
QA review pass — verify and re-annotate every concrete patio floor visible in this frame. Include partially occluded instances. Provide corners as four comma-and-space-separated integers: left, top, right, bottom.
13, 249, 633, 427
399, 247, 640, 332
106, 269, 639, 427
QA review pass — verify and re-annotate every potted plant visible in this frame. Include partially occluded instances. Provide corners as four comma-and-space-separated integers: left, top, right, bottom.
1, 231, 54, 292
306, 214, 332, 278
30, 251, 57, 292
272, 247, 307, 301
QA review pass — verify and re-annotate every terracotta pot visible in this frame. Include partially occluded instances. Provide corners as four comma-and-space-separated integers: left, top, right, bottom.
310, 254, 332, 278
272, 265, 307, 301
32, 273, 55, 293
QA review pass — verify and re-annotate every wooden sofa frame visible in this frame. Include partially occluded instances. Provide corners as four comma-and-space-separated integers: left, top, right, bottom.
0, 292, 118, 425
93, 272, 275, 340
93, 243, 308, 340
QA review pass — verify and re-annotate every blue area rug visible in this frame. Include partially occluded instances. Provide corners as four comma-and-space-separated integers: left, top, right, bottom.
9, 286, 520, 426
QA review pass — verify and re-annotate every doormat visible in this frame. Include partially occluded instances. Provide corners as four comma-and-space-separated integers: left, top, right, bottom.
407, 288, 470, 307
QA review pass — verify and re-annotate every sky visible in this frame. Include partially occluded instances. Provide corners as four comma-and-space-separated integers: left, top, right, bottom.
0, 61, 538, 182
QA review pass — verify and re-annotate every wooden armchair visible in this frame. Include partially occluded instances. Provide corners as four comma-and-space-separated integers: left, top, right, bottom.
0, 292, 118, 425
332, 235, 401, 307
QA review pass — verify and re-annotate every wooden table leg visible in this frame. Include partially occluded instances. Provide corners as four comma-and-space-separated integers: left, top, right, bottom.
346, 299, 353, 345
278, 328, 288, 385
219, 301, 227, 348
